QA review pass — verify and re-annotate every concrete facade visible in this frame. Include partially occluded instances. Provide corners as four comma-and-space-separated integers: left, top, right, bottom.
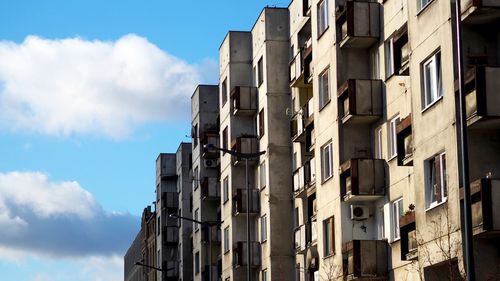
191, 85, 221, 281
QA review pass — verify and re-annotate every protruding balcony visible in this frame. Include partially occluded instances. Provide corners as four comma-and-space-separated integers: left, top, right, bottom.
396, 114, 413, 166
307, 216, 318, 246
202, 225, 221, 243
461, 66, 500, 128
231, 136, 259, 166
291, 110, 305, 142
336, 1, 381, 49
233, 189, 260, 216
303, 98, 314, 127
290, 47, 313, 88
294, 224, 307, 254
302, 0, 312, 16
233, 241, 261, 267
293, 158, 316, 198
162, 226, 179, 244
342, 240, 388, 280
201, 132, 220, 159
461, 0, 500, 24
460, 178, 500, 237
231, 86, 257, 116
340, 159, 385, 202
338, 79, 382, 125
202, 266, 219, 281
400, 211, 417, 261
162, 192, 179, 209
201, 177, 220, 200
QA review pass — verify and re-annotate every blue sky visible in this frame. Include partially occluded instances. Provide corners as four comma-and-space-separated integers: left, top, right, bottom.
0, 0, 282, 280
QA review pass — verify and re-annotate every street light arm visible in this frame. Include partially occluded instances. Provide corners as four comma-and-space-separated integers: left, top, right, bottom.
169, 213, 221, 227
204, 144, 266, 159
135, 261, 165, 272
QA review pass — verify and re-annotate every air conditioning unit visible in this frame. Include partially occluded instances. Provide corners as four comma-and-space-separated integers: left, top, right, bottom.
350, 205, 369, 221
204, 159, 217, 168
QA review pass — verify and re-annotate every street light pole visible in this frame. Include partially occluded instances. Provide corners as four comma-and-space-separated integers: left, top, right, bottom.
204, 144, 265, 281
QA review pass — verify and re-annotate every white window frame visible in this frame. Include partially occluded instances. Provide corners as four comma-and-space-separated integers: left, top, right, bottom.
223, 177, 229, 203
419, 0, 434, 11
195, 251, 200, 274
261, 215, 268, 243
391, 198, 403, 241
426, 152, 447, 209
194, 208, 199, 231
385, 38, 395, 78
388, 116, 399, 159
262, 269, 268, 281
259, 161, 266, 189
422, 51, 443, 108
221, 78, 227, 106
318, 68, 330, 109
321, 141, 333, 182
375, 127, 383, 159
317, 0, 329, 36
193, 166, 199, 189
224, 227, 230, 253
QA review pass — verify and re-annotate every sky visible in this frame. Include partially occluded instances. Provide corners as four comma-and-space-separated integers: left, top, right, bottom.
0, 0, 286, 280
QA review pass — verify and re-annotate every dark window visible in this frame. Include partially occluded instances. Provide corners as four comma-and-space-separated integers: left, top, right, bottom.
222, 127, 228, 153
258, 109, 265, 138
221, 78, 227, 106
258, 57, 264, 86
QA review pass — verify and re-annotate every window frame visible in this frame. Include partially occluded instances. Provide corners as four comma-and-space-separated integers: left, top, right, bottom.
194, 208, 199, 231
223, 177, 229, 204
193, 166, 199, 190
221, 78, 227, 106
259, 161, 266, 189
388, 116, 400, 160
391, 198, 403, 241
321, 141, 333, 182
222, 127, 228, 154
426, 152, 447, 209
258, 109, 265, 138
258, 57, 264, 87
195, 251, 200, 275
223, 226, 230, 254
261, 214, 268, 243
323, 216, 335, 257
422, 51, 443, 109
317, 0, 329, 37
318, 67, 330, 110
375, 127, 383, 159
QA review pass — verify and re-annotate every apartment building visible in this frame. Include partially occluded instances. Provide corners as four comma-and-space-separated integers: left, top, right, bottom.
177, 143, 194, 281
217, 7, 294, 281
289, 0, 500, 280
125, 231, 144, 281
191, 85, 221, 281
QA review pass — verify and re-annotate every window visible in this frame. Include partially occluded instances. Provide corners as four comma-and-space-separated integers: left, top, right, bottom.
426, 152, 447, 208
157, 216, 161, 236
192, 124, 198, 147
321, 141, 333, 182
370, 47, 380, 79
385, 26, 409, 78
258, 109, 265, 137
224, 227, 230, 253
194, 209, 199, 231
222, 127, 228, 153
262, 269, 268, 281
294, 207, 299, 229
319, 68, 330, 109
258, 57, 264, 86
375, 127, 383, 159
377, 206, 385, 239
223, 177, 229, 203
317, 0, 329, 36
292, 152, 297, 171
195, 251, 200, 274
388, 116, 400, 159
193, 166, 199, 189
391, 198, 403, 240
385, 39, 395, 78
259, 161, 266, 189
418, 0, 434, 11
221, 78, 227, 106
261, 215, 268, 242
323, 217, 334, 256
253, 66, 257, 87
157, 249, 161, 267
422, 51, 443, 108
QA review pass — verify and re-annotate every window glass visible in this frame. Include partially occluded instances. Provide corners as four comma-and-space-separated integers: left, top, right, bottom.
261, 215, 267, 242
422, 52, 443, 108
223, 177, 229, 203
317, 0, 329, 36
392, 198, 403, 240
321, 141, 333, 181
221, 78, 227, 106
319, 68, 330, 109
427, 152, 447, 208
388, 116, 400, 159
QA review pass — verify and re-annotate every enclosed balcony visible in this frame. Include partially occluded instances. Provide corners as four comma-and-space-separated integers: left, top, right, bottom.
291, 110, 305, 142
294, 224, 307, 254
461, 66, 500, 128
460, 178, 500, 237
336, 1, 381, 49
307, 216, 318, 246
201, 132, 220, 159
342, 240, 388, 280
293, 158, 316, 198
340, 159, 385, 202
201, 266, 218, 281
337, 79, 382, 125
400, 211, 417, 261
231, 136, 259, 166
202, 225, 221, 243
461, 0, 500, 24
233, 241, 261, 267
303, 98, 314, 127
162, 192, 179, 209
162, 261, 179, 279
396, 114, 413, 166
162, 226, 179, 244
231, 86, 257, 116
201, 177, 220, 200
233, 189, 260, 216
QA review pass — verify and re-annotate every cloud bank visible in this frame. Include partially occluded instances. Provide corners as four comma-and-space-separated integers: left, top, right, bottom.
0, 34, 213, 138
0, 171, 139, 259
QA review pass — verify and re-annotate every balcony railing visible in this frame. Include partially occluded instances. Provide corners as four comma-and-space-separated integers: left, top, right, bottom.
461, 66, 500, 128
293, 158, 316, 197
336, 1, 381, 48
201, 177, 220, 200
308, 217, 318, 245
290, 47, 313, 88
396, 114, 413, 166
291, 110, 305, 142
233, 241, 261, 267
337, 79, 382, 125
303, 98, 314, 126
340, 159, 385, 202
233, 189, 260, 215
231, 136, 259, 166
342, 240, 388, 279
460, 178, 500, 237
201, 132, 220, 159
162, 226, 179, 244
231, 86, 257, 116
294, 224, 307, 253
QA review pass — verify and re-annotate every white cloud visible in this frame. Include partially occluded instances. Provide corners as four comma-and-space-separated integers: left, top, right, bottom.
0, 34, 206, 138
0, 171, 138, 258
